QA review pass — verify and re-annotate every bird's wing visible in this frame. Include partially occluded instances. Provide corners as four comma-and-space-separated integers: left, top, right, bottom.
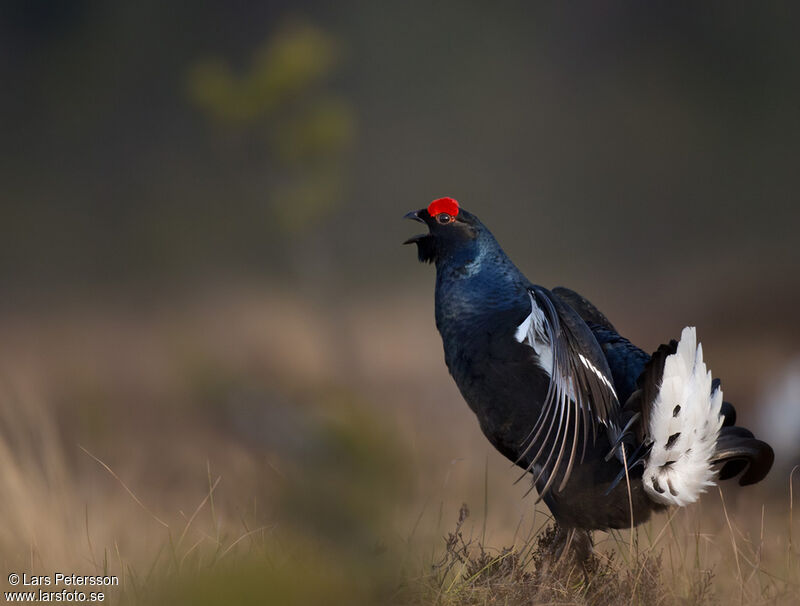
551, 286, 616, 332
514, 285, 621, 497
551, 286, 650, 406
551, 286, 653, 405
588, 323, 651, 409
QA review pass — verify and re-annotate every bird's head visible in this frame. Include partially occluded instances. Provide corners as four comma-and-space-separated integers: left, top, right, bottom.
403, 197, 485, 265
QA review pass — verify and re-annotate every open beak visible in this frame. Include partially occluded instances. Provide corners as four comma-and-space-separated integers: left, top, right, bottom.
404, 209, 425, 223
403, 209, 428, 244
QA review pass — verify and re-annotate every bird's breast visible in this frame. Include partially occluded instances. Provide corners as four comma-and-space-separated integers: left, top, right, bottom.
437, 311, 553, 464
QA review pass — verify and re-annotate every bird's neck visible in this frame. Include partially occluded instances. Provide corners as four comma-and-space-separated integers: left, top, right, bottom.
433, 240, 528, 341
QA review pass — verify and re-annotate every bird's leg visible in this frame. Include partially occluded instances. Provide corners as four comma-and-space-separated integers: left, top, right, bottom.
570, 528, 594, 569
551, 526, 594, 572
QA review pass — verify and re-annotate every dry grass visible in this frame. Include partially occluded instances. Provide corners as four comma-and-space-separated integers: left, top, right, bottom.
414, 504, 670, 605
0, 287, 797, 604
403, 498, 799, 605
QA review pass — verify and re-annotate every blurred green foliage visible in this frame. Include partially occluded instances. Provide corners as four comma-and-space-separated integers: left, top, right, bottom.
276, 388, 409, 552
134, 390, 410, 605
187, 20, 354, 233
146, 559, 370, 606
188, 22, 340, 125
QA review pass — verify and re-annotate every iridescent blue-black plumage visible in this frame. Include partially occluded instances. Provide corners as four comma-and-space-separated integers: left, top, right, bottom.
405, 201, 773, 552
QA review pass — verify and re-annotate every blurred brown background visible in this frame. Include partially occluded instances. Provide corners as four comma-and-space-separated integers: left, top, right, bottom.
1, 2, 799, 603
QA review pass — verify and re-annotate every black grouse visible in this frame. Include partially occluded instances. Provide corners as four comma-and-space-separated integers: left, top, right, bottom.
405, 197, 774, 559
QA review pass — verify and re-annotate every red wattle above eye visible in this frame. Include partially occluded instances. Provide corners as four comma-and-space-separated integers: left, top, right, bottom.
427, 197, 459, 218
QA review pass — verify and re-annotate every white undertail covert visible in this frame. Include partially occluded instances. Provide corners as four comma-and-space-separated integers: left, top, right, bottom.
643, 327, 724, 507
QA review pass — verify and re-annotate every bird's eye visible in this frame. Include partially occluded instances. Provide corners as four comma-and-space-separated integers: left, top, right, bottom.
436, 213, 453, 225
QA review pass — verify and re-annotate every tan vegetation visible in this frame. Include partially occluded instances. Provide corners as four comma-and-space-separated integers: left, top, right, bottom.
0, 289, 797, 604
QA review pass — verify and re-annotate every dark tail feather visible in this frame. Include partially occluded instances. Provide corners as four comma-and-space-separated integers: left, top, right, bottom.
720, 400, 736, 427
710, 381, 770, 484
713, 425, 774, 486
